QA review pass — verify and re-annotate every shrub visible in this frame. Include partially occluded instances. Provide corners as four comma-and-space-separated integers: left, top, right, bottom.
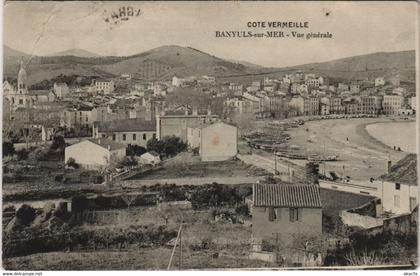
50, 135, 66, 152
235, 203, 250, 217
16, 204, 36, 225
126, 144, 146, 156
3, 142, 15, 157
93, 175, 104, 184
55, 174, 64, 182
66, 157, 79, 169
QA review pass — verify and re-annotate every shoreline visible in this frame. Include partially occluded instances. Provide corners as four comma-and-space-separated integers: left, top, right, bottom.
285, 116, 412, 180
363, 119, 416, 154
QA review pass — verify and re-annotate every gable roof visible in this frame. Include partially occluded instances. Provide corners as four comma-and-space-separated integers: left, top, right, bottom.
253, 184, 322, 208
96, 118, 156, 132
87, 138, 126, 151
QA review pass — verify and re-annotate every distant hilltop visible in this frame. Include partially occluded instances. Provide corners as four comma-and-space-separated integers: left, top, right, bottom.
3, 44, 416, 85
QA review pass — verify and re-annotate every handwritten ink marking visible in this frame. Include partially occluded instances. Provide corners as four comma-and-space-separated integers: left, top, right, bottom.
103, 6, 143, 28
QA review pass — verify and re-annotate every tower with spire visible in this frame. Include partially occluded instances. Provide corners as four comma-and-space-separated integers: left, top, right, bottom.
17, 60, 28, 95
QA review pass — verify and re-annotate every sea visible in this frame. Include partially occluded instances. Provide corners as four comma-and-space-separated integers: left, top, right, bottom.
366, 121, 417, 153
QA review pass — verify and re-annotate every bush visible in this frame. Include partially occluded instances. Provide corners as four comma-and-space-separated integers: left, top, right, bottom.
3, 142, 15, 157
16, 204, 36, 225
55, 175, 64, 182
66, 157, 79, 169
93, 175, 104, 184
28, 147, 49, 161
190, 183, 242, 208
235, 203, 250, 217
126, 145, 147, 156
15, 149, 29, 160
50, 135, 66, 152
147, 135, 186, 157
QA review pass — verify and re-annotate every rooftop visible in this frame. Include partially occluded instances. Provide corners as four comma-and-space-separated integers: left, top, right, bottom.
96, 118, 156, 132
253, 184, 322, 208
87, 138, 126, 151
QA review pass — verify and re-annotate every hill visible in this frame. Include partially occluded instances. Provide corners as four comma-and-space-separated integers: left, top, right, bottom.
289, 50, 416, 81
46, 48, 101, 58
3, 45, 416, 85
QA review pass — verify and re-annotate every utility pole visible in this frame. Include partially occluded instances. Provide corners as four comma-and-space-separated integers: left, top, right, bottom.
179, 228, 182, 270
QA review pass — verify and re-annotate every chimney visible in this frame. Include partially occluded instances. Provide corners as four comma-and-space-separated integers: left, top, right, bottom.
387, 160, 392, 173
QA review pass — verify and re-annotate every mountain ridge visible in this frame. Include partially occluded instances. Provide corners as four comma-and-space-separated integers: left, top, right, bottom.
3, 45, 416, 84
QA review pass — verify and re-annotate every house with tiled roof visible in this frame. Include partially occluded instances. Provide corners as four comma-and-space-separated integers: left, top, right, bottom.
252, 183, 322, 245
65, 138, 126, 170
93, 118, 156, 148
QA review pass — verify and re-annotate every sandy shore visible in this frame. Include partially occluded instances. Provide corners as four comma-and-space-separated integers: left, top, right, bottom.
285, 117, 411, 181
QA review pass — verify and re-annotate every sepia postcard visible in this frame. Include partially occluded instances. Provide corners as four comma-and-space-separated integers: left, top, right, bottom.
1, 0, 419, 272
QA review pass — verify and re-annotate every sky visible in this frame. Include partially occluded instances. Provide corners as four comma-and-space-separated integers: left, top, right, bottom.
3, 1, 419, 68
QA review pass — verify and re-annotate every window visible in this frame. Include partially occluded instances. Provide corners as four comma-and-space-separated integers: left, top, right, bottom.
112, 134, 116, 141
268, 207, 276, 221
153, 133, 156, 139
122, 134, 126, 141
133, 134, 136, 140
143, 133, 147, 140
19, 99, 23, 104
394, 195, 400, 208
289, 208, 299, 222
395, 183, 401, 190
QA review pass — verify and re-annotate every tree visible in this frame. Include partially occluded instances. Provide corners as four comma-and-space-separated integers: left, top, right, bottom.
126, 144, 146, 156
50, 135, 66, 152
305, 162, 320, 184
16, 204, 36, 225
2, 142, 15, 157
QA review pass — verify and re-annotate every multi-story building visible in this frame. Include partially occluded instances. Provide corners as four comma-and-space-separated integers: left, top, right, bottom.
383, 95, 405, 115
95, 79, 115, 94
156, 111, 218, 142
224, 97, 254, 114
359, 96, 383, 115
61, 105, 94, 128
53, 82, 70, 98
329, 97, 345, 114
288, 96, 319, 116
343, 99, 360, 114
93, 118, 156, 148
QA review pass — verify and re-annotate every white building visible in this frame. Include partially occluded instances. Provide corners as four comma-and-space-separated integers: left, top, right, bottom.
411, 97, 417, 111
95, 79, 115, 94
375, 77, 386, 87
382, 95, 405, 115
65, 138, 126, 170
53, 82, 70, 98
187, 122, 237, 161
138, 151, 161, 165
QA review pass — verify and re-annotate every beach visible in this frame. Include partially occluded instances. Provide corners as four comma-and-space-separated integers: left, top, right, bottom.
285, 117, 415, 181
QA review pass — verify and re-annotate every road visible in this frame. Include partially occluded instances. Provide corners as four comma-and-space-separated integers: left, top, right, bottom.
237, 153, 305, 182
119, 176, 264, 187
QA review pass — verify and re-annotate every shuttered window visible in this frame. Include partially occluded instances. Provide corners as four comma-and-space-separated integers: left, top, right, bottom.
289, 208, 299, 222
